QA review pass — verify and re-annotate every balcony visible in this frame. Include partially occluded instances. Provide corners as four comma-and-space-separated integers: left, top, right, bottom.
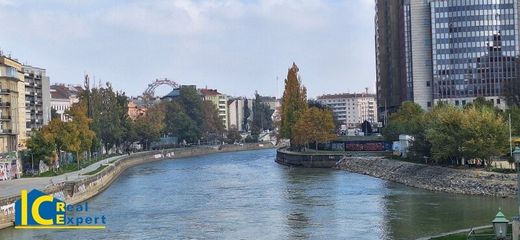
0, 129, 13, 134
0, 102, 11, 108
0, 89, 10, 95
0, 116, 11, 121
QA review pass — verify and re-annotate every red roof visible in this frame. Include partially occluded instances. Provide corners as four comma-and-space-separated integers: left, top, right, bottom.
199, 88, 220, 96
50, 84, 83, 99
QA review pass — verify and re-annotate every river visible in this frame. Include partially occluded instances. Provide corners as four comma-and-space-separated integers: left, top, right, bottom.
0, 149, 516, 239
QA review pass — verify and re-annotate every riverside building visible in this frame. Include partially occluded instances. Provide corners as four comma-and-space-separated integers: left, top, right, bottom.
0, 54, 26, 152
317, 92, 377, 129
375, 0, 520, 122
23, 65, 51, 135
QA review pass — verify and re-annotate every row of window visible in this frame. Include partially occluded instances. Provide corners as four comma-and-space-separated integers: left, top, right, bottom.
431, 0, 515, 9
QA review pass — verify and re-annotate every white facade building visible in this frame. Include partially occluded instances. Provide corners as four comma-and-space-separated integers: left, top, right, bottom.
50, 84, 82, 122
317, 92, 377, 129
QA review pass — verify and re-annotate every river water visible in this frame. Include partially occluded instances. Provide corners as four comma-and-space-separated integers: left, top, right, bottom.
0, 149, 516, 239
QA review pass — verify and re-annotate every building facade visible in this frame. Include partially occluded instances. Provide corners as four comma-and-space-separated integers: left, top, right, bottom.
50, 84, 82, 122
200, 88, 229, 130
375, 0, 409, 123
375, 0, 520, 118
23, 65, 51, 134
0, 55, 27, 153
227, 97, 252, 131
317, 92, 377, 129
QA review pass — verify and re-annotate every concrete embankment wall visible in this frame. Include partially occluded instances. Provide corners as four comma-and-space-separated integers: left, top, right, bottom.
275, 148, 344, 168
335, 157, 517, 197
0, 143, 273, 229
275, 148, 388, 168
276, 148, 517, 197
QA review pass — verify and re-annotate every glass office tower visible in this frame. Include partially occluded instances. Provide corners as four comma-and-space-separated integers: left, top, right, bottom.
430, 0, 519, 107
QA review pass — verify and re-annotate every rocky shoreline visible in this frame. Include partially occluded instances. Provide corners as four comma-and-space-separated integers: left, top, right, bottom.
335, 157, 517, 197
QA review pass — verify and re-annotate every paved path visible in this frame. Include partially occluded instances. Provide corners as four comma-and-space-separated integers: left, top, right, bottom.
0, 155, 125, 199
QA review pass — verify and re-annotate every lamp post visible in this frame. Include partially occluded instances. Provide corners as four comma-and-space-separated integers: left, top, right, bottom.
512, 147, 520, 240
513, 147, 520, 216
493, 209, 509, 240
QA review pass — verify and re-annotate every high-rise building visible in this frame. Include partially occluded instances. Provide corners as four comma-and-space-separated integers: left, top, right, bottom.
375, 0, 409, 123
23, 65, 51, 134
0, 55, 27, 152
375, 0, 520, 119
317, 92, 377, 129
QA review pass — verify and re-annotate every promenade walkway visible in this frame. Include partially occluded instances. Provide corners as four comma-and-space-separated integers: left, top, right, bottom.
0, 155, 125, 198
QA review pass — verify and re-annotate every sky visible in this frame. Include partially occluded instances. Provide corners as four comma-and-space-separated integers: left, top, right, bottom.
0, 0, 375, 99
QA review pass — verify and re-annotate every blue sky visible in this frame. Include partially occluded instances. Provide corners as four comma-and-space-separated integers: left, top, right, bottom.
0, 0, 375, 98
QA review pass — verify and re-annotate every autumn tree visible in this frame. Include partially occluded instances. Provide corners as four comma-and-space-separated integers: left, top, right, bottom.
293, 107, 336, 150
66, 103, 95, 168
201, 100, 225, 143
425, 104, 466, 164
425, 104, 508, 165
280, 62, 307, 144
134, 104, 165, 150
460, 106, 508, 166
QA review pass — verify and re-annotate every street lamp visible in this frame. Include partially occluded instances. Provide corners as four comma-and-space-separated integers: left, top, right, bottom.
514, 147, 520, 215
492, 209, 509, 240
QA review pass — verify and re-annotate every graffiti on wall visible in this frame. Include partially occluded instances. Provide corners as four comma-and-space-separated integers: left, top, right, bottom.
345, 142, 385, 151
1, 203, 15, 216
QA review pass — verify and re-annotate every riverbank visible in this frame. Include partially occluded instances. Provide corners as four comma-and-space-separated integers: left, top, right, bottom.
276, 148, 517, 197
335, 157, 517, 197
0, 143, 274, 230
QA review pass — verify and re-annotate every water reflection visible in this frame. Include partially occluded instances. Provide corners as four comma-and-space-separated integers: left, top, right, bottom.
0, 149, 515, 240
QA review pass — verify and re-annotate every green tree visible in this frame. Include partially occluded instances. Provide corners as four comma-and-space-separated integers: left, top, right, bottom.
50, 108, 60, 120
383, 101, 431, 159
361, 120, 373, 135
243, 98, 251, 132
177, 86, 204, 127
425, 104, 508, 166
135, 104, 165, 150
251, 91, 274, 137
383, 101, 425, 140
226, 127, 242, 144
26, 130, 55, 166
280, 63, 307, 144
460, 106, 508, 166
425, 104, 466, 164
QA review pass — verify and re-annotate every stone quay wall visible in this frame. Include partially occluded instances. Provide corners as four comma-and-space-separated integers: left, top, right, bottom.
0, 143, 274, 229
335, 157, 517, 197
275, 148, 344, 168
276, 148, 517, 197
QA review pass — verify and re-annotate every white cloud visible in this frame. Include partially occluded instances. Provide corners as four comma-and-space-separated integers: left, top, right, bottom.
0, 0, 376, 97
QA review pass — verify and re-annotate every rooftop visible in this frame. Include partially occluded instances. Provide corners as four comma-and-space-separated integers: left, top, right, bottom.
317, 93, 376, 100
199, 88, 221, 96
50, 84, 83, 99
